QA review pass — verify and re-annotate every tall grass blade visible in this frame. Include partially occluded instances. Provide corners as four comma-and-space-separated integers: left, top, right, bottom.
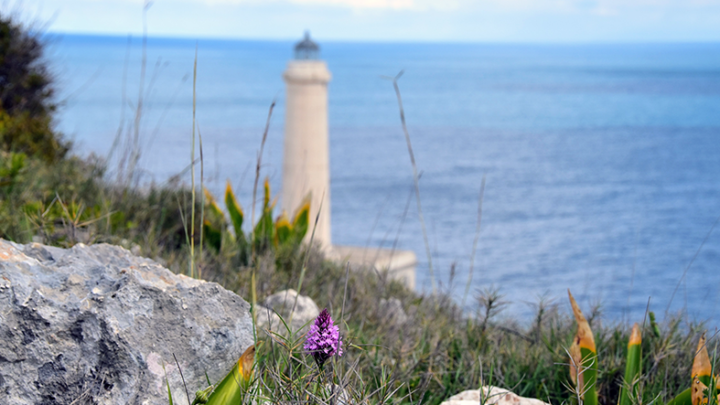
463, 174, 486, 308
189, 45, 198, 278
291, 192, 323, 325
666, 214, 720, 317
198, 127, 204, 279
172, 353, 191, 405
162, 362, 174, 405
386, 71, 436, 295
250, 99, 275, 262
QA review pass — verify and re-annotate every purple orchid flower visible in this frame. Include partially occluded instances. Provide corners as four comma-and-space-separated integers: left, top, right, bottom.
304, 308, 343, 368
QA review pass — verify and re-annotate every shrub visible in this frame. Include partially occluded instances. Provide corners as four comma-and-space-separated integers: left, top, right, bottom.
0, 12, 68, 162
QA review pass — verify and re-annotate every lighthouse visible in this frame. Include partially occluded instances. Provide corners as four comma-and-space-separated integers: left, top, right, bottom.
281, 32, 416, 288
282, 32, 332, 248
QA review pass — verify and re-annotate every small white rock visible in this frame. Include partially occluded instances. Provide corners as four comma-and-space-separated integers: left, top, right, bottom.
441, 386, 550, 405
256, 289, 320, 334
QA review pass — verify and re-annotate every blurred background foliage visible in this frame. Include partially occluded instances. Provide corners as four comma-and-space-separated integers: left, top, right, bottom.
0, 13, 69, 163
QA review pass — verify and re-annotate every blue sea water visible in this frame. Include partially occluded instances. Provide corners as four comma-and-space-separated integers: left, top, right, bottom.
50, 35, 720, 324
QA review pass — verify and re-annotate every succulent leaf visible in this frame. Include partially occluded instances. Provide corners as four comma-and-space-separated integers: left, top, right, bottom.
668, 388, 693, 405
203, 219, 222, 252
205, 345, 255, 405
275, 212, 292, 246
693, 333, 712, 386
619, 323, 642, 405
291, 197, 310, 242
692, 377, 709, 405
224, 180, 244, 239
568, 289, 598, 405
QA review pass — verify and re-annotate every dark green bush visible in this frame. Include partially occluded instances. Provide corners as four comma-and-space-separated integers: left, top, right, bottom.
0, 12, 68, 162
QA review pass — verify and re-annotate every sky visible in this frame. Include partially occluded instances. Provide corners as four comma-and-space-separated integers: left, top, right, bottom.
11, 0, 720, 42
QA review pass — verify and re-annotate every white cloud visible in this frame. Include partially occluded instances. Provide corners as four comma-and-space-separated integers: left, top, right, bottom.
171, 0, 720, 15
199, 0, 461, 10
290, 0, 414, 9
444, 0, 720, 17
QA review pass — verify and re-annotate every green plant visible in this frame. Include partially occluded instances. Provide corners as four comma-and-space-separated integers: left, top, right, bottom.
567, 290, 599, 405
0, 150, 27, 238
0, 13, 68, 162
198, 345, 256, 405
618, 323, 642, 405
567, 290, 718, 405
202, 178, 310, 268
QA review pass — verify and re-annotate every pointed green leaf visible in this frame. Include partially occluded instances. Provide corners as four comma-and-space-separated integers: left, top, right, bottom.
162, 362, 174, 405
203, 188, 224, 223
253, 177, 275, 250
693, 333, 712, 387
568, 290, 598, 405
224, 180, 244, 240
291, 198, 310, 242
263, 177, 270, 209
667, 388, 692, 405
203, 220, 222, 252
275, 212, 292, 246
206, 345, 255, 405
619, 323, 642, 405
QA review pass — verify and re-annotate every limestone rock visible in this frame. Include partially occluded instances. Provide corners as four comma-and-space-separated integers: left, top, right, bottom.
441, 387, 550, 405
379, 298, 408, 325
0, 240, 254, 405
256, 289, 319, 334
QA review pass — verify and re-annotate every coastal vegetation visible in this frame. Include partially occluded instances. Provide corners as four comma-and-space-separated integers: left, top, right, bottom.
0, 12, 68, 163
1, 10, 717, 405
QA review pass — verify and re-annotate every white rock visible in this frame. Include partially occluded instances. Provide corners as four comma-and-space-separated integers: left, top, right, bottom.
256, 289, 320, 334
379, 297, 408, 325
441, 386, 550, 405
324, 383, 352, 405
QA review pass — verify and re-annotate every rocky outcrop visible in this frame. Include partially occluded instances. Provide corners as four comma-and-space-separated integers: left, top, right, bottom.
0, 240, 254, 405
256, 289, 320, 334
441, 387, 550, 405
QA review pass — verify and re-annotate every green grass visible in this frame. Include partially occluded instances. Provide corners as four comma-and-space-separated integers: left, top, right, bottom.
1, 150, 715, 405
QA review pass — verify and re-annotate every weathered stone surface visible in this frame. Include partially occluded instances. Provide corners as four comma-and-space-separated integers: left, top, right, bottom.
256, 289, 319, 334
379, 298, 408, 325
441, 387, 550, 405
0, 240, 254, 405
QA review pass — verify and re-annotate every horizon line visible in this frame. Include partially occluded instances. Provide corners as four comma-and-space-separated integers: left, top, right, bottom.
43, 30, 720, 46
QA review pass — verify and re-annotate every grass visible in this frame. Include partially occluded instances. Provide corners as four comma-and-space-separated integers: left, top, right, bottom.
3, 95, 717, 404
2, 143, 716, 405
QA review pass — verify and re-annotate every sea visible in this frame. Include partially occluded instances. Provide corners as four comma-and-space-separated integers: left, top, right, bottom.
49, 34, 720, 325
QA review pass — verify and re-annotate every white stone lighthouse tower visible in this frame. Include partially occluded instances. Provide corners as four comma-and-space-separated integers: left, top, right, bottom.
282, 32, 332, 248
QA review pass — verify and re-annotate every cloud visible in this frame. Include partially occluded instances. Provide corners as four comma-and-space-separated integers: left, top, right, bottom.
200, 0, 461, 10
496, 0, 720, 10
187, 0, 720, 16
290, 0, 414, 9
